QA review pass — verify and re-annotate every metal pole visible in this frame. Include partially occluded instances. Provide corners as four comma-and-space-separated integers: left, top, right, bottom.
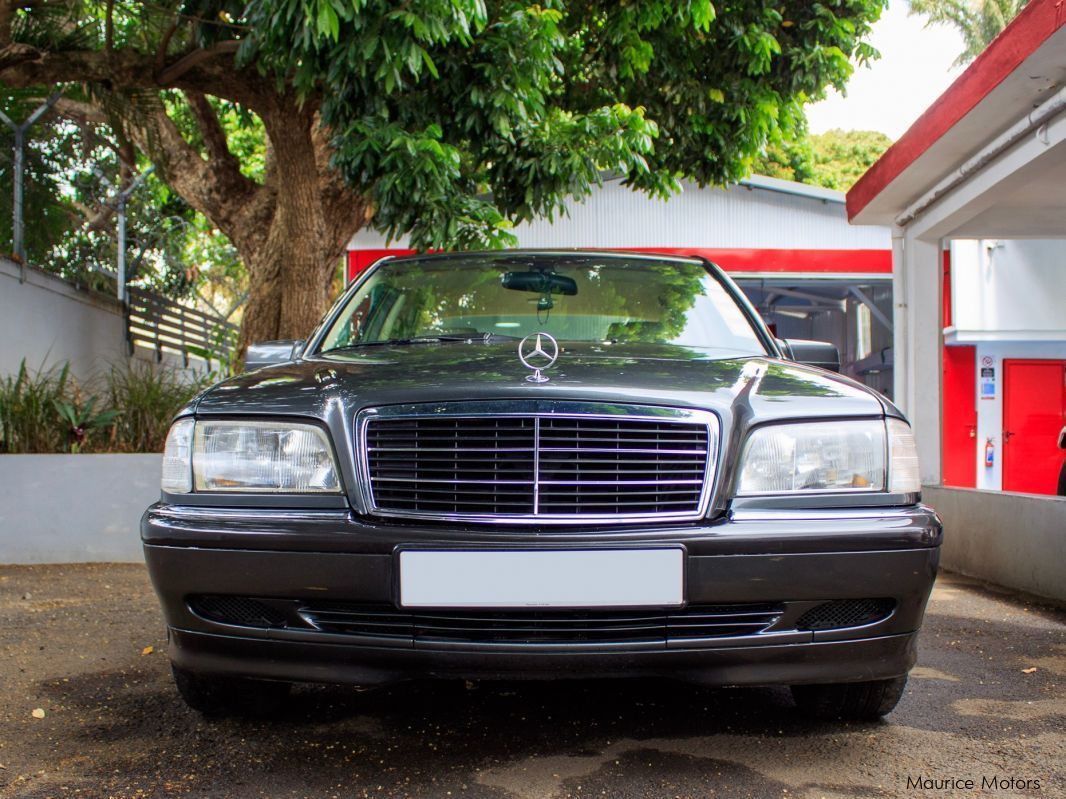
116, 196, 127, 302
0, 92, 62, 281
13, 127, 23, 269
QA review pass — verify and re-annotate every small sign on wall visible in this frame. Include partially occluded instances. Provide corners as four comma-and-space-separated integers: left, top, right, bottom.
980, 366, 996, 400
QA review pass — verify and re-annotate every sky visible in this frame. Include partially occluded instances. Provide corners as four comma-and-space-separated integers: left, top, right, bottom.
805, 1, 968, 140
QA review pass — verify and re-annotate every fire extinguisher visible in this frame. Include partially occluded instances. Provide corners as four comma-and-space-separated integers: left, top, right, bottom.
984, 437, 995, 468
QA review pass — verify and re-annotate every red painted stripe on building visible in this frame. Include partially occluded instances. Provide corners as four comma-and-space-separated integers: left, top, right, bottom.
846, 0, 1066, 221
347, 248, 415, 279
619, 247, 891, 274
348, 247, 890, 281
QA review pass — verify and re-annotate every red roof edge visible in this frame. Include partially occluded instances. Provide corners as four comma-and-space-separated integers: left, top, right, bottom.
846, 0, 1066, 222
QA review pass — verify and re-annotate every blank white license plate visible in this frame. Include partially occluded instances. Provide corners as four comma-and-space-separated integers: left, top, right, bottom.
398, 549, 684, 608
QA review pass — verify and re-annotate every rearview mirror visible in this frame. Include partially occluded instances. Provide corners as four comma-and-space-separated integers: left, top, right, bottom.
244, 340, 303, 371
501, 270, 578, 296
778, 339, 841, 373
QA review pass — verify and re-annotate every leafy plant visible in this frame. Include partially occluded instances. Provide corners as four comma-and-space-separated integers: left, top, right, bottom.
0, 358, 207, 454
53, 396, 120, 453
105, 361, 207, 453
0, 359, 70, 453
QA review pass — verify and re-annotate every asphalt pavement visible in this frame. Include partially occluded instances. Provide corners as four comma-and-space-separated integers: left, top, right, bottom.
0, 565, 1062, 799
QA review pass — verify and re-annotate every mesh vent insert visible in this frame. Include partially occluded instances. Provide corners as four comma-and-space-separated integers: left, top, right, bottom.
796, 599, 895, 631
188, 595, 288, 628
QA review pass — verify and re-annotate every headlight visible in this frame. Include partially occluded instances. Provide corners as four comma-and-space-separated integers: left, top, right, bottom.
160, 419, 341, 494
736, 418, 920, 496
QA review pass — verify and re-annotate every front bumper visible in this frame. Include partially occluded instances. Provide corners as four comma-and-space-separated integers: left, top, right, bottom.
142, 504, 941, 687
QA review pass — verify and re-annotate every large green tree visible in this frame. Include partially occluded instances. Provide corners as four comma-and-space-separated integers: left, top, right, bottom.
0, 1, 886, 350
909, 0, 1032, 65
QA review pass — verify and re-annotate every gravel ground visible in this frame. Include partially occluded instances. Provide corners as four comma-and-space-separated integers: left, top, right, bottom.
0, 565, 1062, 799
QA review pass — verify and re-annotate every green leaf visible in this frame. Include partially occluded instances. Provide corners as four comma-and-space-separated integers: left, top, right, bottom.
316, 1, 340, 41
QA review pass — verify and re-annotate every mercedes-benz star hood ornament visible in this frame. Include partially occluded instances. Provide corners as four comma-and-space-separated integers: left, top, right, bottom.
518, 332, 559, 383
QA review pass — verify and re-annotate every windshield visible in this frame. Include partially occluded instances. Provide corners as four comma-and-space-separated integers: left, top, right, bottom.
318, 254, 768, 357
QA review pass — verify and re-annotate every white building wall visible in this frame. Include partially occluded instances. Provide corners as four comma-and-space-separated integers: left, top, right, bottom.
950, 239, 1066, 339
947, 238, 1066, 490
349, 177, 891, 252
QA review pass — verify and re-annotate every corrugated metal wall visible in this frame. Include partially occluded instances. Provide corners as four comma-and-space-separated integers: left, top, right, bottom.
349, 177, 890, 251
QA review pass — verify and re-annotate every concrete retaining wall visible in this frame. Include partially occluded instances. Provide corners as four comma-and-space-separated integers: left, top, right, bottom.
0, 454, 159, 563
924, 485, 1066, 603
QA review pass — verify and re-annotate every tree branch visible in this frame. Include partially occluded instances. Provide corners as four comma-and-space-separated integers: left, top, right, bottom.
184, 90, 241, 175
155, 17, 180, 73
49, 96, 107, 124
104, 0, 114, 52
156, 40, 241, 85
0, 42, 274, 111
116, 91, 270, 256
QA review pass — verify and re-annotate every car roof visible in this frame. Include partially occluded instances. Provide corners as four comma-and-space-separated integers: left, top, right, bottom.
378, 249, 708, 267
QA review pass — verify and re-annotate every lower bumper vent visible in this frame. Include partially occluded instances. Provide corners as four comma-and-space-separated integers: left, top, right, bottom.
796, 599, 895, 631
187, 595, 898, 640
298, 602, 784, 645
188, 595, 287, 628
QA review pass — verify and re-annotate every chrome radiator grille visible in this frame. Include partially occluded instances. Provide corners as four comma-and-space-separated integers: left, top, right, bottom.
360, 403, 717, 523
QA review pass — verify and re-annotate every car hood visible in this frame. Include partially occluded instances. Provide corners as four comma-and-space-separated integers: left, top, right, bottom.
192, 342, 890, 422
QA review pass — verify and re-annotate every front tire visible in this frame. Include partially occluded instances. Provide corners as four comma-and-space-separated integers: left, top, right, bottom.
791, 676, 907, 720
172, 665, 292, 716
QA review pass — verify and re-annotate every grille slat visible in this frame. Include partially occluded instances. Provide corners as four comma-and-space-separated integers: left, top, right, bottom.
300, 602, 783, 644
364, 409, 712, 521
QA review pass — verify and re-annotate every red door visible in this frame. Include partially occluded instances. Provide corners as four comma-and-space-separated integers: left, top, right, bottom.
942, 345, 977, 487
1002, 359, 1066, 495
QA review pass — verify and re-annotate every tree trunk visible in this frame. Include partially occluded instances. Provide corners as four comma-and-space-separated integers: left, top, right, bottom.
235, 103, 357, 354
238, 230, 338, 352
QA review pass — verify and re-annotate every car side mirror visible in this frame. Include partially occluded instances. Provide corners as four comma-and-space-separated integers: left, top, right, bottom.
1059, 426, 1066, 450
777, 338, 841, 373
244, 340, 303, 371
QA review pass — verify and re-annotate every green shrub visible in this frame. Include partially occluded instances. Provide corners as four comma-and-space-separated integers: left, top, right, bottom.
105, 361, 207, 453
0, 359, 207, 454
0, 359, 70, 453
